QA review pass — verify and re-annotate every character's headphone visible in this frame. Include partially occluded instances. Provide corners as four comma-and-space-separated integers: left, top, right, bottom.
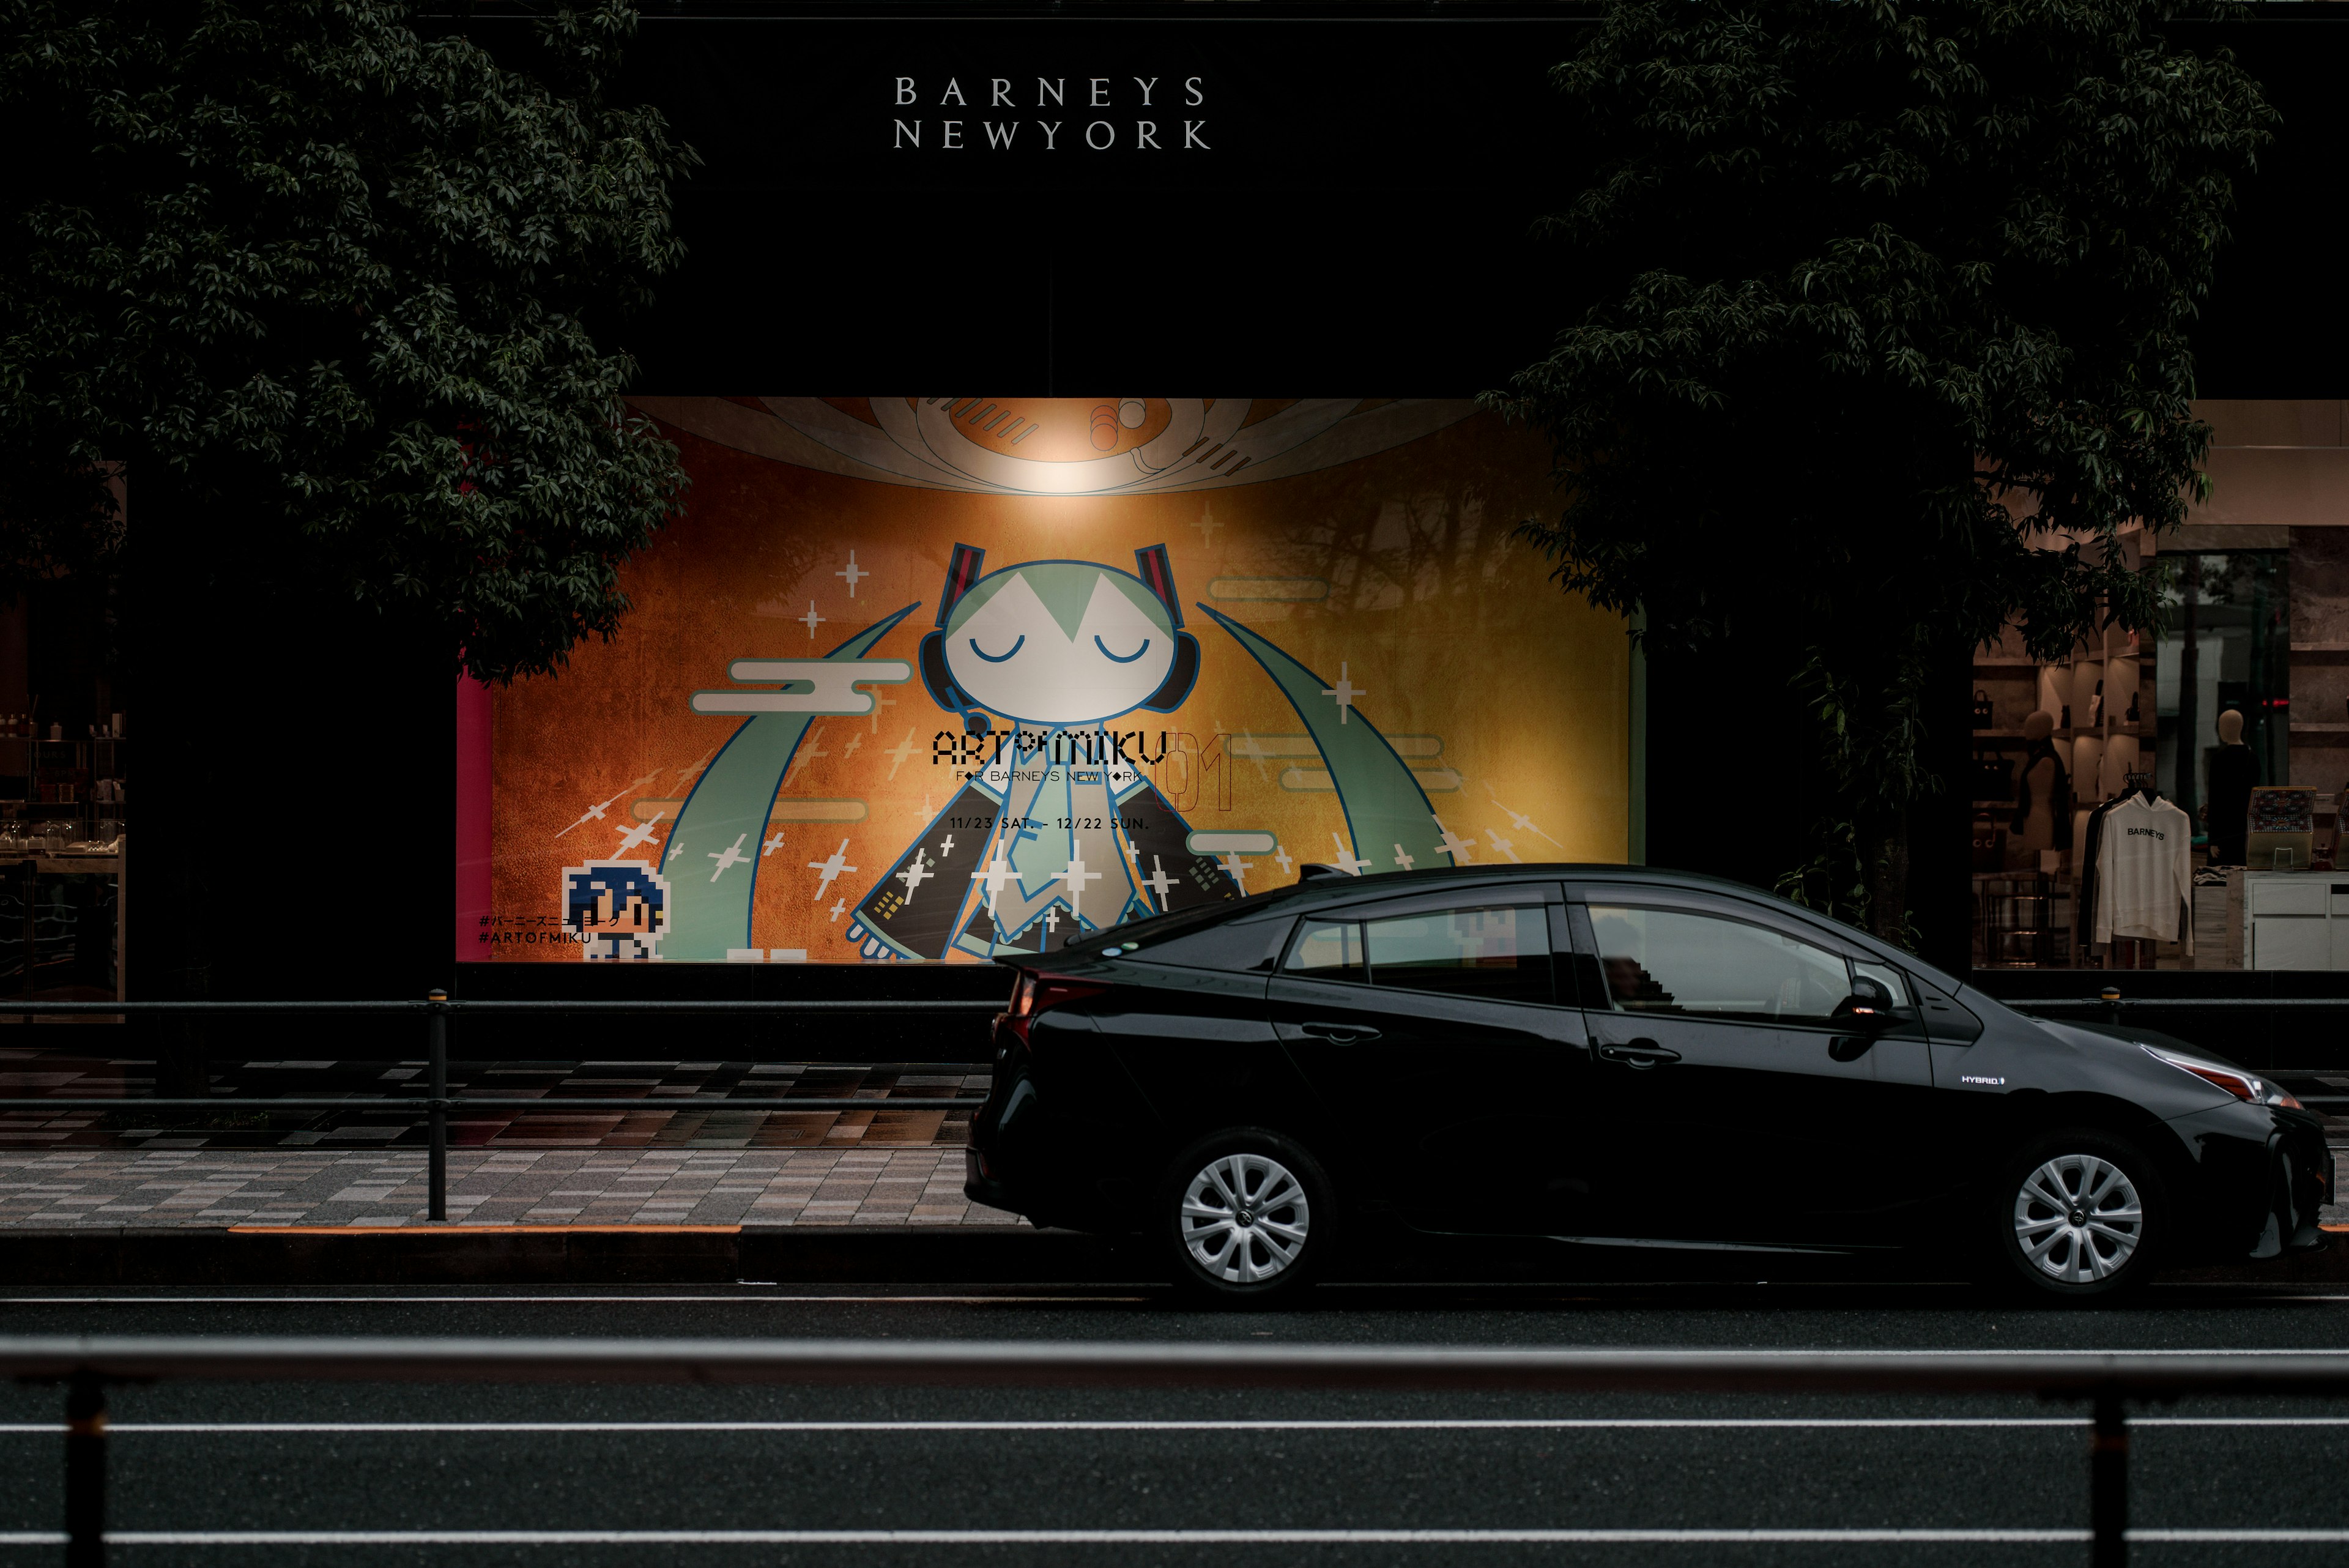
921, 543, 1200, 735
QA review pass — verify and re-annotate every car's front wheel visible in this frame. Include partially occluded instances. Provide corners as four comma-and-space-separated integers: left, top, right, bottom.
1993, 1129, 2165, 1299
1159, 1129, 1330, 1302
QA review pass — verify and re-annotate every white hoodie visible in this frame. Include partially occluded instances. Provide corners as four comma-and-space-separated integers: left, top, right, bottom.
2094, 793, 2194, 951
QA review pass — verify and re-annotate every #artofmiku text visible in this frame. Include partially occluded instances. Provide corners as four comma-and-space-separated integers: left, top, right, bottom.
891, 76, 1209, 151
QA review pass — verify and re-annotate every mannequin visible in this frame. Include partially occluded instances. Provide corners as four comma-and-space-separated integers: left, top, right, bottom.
2206, 707, 2255, 865
2008, 710, 2073, 869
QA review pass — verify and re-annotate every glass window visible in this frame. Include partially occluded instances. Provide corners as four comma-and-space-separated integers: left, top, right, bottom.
1851, 960, 1912, 1008
1588, 905, 1853, 1024
1364, 904, 1552, 1004
1285, 919, 1367, 982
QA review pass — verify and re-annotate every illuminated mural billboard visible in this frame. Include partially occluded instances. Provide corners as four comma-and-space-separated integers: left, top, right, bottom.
464, 398, 1633, 964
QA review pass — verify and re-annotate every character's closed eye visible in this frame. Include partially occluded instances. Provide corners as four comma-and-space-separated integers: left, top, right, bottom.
1094, 634, 1151, 664
968, 634, 1026, 663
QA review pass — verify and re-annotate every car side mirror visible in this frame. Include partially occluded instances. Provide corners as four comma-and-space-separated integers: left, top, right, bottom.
1830, 975, 1898, 1035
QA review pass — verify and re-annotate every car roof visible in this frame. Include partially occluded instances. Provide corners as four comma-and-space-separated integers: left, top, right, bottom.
1028, 861, 1959, 989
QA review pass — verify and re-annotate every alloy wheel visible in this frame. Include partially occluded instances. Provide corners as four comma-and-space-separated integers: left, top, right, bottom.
1181, 1151, 1312, 1284
2011, 1152, 2145, 1285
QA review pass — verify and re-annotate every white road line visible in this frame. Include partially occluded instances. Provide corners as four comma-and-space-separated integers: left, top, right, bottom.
1, 1528, 2347, 1545
2, 1417, 2346, 1435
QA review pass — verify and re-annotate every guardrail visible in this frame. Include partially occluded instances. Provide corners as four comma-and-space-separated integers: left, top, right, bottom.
0, 994, 1002, 1220
11, 1338, 2349, 1567
2008, 988, 2349, 1017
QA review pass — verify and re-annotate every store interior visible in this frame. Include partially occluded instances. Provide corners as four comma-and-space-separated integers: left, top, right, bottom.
1972, 528, 2349, 970
0, 589, 126, 1003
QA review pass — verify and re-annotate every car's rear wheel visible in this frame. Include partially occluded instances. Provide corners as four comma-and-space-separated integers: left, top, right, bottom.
1159, 1129, 1330, 1302
1992, 1129, 2165, 1299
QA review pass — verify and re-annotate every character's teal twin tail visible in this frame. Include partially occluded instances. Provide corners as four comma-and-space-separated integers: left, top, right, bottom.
656, 603, 919, 962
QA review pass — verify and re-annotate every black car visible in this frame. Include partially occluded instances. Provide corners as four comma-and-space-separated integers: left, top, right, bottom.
965, 863, 2333, 1299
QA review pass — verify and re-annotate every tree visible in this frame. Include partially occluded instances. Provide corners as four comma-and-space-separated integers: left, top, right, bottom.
1491, 0, 2273, 944
0, 0, 692, 682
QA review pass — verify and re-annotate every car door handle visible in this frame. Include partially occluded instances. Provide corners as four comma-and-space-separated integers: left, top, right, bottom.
1597, 1039, 1682, 1069
1298, 1022, 1381, 1045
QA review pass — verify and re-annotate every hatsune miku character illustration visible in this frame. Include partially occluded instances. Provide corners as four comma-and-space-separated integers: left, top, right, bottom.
562, 860, 670, 960
843, 543, 1240, 959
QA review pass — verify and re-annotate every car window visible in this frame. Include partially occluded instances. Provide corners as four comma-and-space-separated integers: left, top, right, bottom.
1132, 918, 1291, 973
1587, 904, 1852, 1025
1284, 919, 1367, 983
1851, 960, 1912, 1008
1363, 904, 1551, 1004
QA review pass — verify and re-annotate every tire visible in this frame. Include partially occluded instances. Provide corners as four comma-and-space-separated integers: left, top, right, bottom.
1989, 1129, 2167, 1300
1157, 1129, 1332, 1304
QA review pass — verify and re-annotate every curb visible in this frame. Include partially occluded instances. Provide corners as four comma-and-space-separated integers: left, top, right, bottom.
2, 1227, 2341, 1288
0, 1225, 1140, 1287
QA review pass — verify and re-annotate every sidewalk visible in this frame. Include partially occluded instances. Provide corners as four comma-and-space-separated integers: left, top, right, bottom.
0, 1146, 1021, 1229
1, 1046, 985, 1152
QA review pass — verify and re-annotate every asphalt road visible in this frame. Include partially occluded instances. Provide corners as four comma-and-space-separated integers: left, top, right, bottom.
5, 1279, 2349, 1566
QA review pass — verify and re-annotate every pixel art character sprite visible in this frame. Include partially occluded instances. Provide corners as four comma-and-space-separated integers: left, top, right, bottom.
844, 543, 1239, 959
563, 860, 670, 960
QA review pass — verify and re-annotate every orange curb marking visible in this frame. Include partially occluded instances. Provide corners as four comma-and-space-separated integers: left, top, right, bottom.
227, 1225, 743, 1235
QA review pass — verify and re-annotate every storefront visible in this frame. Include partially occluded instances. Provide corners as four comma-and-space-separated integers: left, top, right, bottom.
1969, 402, 2349, 979
63, 4, 2349, 1011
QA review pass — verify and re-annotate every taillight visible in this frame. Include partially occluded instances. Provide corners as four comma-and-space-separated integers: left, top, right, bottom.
2144, 1045, 2303, 1109
1003, 972, 1106, 1047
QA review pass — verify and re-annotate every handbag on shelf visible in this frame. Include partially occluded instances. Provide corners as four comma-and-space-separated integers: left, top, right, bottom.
1973, 749, 2016, 803
1971, 811, 2008, 872
1972, 689, 1995, 728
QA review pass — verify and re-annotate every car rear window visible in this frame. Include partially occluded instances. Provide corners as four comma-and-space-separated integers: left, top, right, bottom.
1363, 904, 1553, 1005
1132, 917, 1292, 973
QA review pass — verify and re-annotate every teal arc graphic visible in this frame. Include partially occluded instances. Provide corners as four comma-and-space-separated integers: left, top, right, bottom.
1193, 603, 1447, 874
658, 603, 920, 960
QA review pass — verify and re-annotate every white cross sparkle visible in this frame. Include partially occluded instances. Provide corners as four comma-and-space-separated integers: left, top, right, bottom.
807, 839, 857, 901
761, 830, 788, 857
896, 851, 934, 901
554, 786, 629, 839
828, 898, 847, 923
968, 849, 1019, 917
611, 812, 663, 856
1143, 855, 1177, 910
1484, 785, 1565, 847
1392, 844, 1416, 871
836, 551, 869, 596
1058, 855, 1104, 918
1487, 830, 1521, 864
784, 726, 829, 787
707, 833, 750, 882
1329, 834, 1370, 875
799, 601, 826, 639
939, 834, 957, 858
1273, 844, 1293, 876
1320, 661, 1365, 724
883, 727, 919, 779
1433, 817, 1476, 864
1219, 852, 1253, 891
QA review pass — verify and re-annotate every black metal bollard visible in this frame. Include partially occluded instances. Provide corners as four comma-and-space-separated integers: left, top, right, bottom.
64, 1370, 105, 1567
2090, 1394, 2128, 1568
427, 989, 448, 1222
2100, 986, 2121, 1029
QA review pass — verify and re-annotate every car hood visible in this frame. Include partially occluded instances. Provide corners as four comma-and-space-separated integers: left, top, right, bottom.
2025, 1016, 2271, 1113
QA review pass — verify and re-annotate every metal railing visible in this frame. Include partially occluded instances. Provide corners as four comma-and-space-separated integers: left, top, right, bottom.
10, 1337, 2349, 1568
0, 994, 1003, 1220
2008, 987, 2349, 1017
